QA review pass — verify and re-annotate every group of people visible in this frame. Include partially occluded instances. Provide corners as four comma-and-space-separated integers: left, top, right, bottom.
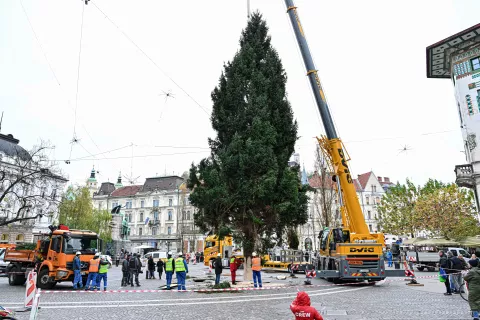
439, 250, 480, 320
72, 251, 111, 291
121, 252, 143, 287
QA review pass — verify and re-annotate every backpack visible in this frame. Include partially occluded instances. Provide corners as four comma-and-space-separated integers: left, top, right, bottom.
129, 257, 137, 269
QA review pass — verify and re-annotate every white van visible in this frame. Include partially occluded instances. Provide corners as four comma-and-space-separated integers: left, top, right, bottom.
144, 251, 167, 264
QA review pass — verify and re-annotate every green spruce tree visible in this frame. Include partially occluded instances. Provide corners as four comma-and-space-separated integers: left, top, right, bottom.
188, 12, 308, 278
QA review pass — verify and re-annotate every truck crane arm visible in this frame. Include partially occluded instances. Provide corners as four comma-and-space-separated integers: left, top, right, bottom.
284, 0, 371, 238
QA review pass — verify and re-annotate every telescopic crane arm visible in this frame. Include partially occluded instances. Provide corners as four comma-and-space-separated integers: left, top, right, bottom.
284, 0, 370, 237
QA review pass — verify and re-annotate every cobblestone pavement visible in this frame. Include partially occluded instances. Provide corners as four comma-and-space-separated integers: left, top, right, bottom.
0, 264, 473, 320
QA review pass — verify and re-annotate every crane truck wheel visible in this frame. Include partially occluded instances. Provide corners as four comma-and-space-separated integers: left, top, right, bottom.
38, 268, 56, 289
8, 267, 26, 286
416, 266, 425, 272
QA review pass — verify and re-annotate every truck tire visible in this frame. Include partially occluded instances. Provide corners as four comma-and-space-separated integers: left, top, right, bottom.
38, 268, 55, 289
416, 266, 425, 272
8, 266, 26, 286
427, 266, 435, 272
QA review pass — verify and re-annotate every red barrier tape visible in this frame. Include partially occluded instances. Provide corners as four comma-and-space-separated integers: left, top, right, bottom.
39, 273, 441, 294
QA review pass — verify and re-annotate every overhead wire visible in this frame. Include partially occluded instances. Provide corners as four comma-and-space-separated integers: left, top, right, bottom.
73, 3, 86, 140
20, 0, 61, 87
91, 2, 210, 116
50, 149, 211, 163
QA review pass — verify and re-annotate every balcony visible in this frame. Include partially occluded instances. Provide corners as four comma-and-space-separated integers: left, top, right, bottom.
455, 164, 475, 188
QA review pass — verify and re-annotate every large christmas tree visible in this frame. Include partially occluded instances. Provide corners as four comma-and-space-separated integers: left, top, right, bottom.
188, 12, 308, 276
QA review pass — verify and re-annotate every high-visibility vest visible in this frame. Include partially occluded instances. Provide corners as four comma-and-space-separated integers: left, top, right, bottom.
230, 257, 235, 264
99, 261, 109, 274
165, 258, 174, 272
252, 257, 261, 271
89, 259, 99, 272
175, 258, 186, 272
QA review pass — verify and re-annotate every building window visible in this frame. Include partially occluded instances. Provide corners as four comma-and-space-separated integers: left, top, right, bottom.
167, 226, 172, 235
372, 186, 376, 192
141, 200, 145, 208
367, 211, 371, 220
472, 57, 480, 71
186, 196, 190, 205
153, 211, 159, 221
375, 197, 380, 204
365, 196, 370, 205
139, 228, 142, 236
152, 227, 157, 236
368, 224, 372, 232
128, 214, 132, 222
169, 198, 173, 207
16, 234, 24, 242
140, 212, 144, 222
112, 202, 118, 208
1, 234, 8, 241
153, 199, 159, 207
187, 211, 191, 220
168, 211, 173, 221
126, 201, 132, 209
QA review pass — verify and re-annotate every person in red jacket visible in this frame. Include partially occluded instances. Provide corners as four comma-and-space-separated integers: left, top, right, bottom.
229, 254, 242, 285
290, 291, 323, 320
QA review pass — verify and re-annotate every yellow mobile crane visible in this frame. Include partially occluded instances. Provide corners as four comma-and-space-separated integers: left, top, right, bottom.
284, 0, 386, 282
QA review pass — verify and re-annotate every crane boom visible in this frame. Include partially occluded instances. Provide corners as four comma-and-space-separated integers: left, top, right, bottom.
284, 0, 370, 236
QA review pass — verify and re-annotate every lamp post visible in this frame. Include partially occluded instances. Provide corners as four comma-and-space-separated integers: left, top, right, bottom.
176, 187, 180, 253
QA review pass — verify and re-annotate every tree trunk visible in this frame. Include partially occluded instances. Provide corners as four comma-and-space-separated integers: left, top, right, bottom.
244, 256, 253, 281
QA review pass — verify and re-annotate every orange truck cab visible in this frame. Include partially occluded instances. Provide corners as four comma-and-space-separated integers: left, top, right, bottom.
4, 225, 101, 289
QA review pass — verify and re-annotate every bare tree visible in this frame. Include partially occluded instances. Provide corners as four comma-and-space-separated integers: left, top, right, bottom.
0, 142, 66, 227
311, 145, 338, 231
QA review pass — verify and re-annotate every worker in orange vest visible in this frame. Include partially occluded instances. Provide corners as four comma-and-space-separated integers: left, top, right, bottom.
251, 252, 262, 288
86, 253, 100, 291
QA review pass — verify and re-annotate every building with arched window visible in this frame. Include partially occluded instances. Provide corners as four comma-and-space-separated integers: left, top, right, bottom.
91, 174, 204, 254
0, 133, 67, 244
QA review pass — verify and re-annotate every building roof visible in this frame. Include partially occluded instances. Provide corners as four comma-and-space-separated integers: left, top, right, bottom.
0, 133, 30, 161
426, 23, 480, 79
356, 172, 372, 190
96, 182, 116, 196
141, 176, 184, 192
111, 185, 142, 197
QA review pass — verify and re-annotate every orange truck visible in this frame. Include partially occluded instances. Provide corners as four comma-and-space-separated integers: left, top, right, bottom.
4, 225, 101, 289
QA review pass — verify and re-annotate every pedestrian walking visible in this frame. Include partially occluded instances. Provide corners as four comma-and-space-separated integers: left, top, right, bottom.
175, 253, 188, 291
86, 253, 100, 291
290, 291, 323, 320
157, 258, 164, 280
72, 251, 83, 290
229, 253, 241, 285
165, 252, 175, 290
129, 253, 141, 287
252, 252, 262, 288
96, 255, 110, 291
147, 256, 156, 279
439, 250, 453, 295
121, 254, 130, 286
116, 254, 120, 267
464, 259, 480, 320
214, 253, 223, 285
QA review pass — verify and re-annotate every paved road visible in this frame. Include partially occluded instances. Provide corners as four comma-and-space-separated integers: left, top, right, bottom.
0, 264, 473, 320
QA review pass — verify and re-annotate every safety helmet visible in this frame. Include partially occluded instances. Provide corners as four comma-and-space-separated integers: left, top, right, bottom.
217, 253, 221, 257
94, 253, 100, 257
252, 252, 257, 256
168, 251, 172, 255
76, 251, 81, 255
178, 252, 183, 256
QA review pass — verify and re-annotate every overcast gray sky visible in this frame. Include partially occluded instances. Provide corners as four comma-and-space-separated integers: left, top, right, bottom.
1, 0, 478, 187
